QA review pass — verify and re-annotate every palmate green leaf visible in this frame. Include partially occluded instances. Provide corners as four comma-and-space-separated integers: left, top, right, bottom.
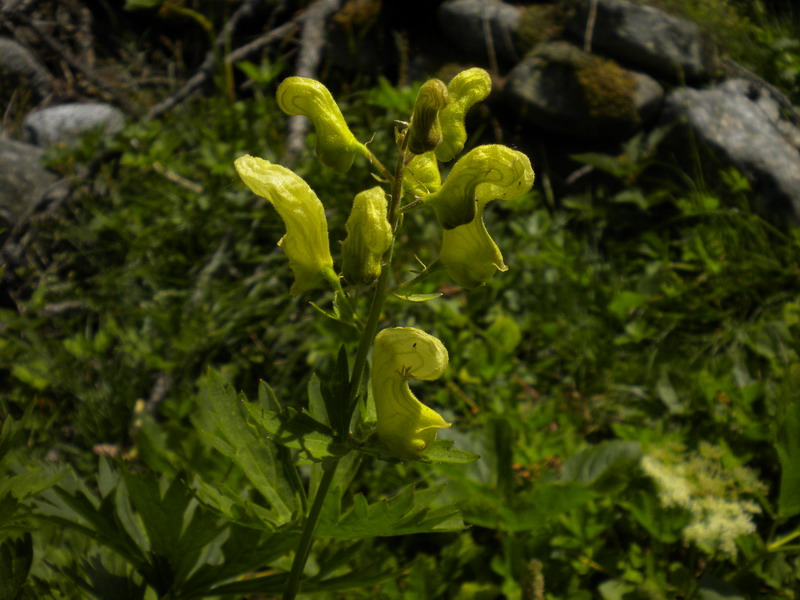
191, 476, 287, 531
36, 476, 150, 575
559, 440, 641, 494
52, 556, 146, 600
179, 526, 299, 598
120, 469, 225, 591
317, 484, 465, 538
0, 533, 32, 600
245, 390, 348, 463
199, 370, 296, 525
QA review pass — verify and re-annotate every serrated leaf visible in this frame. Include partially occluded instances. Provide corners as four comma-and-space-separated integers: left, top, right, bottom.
244, 404, 347, 463
181, 527, 298, 596
559, 440, 641, 492
200, 370, 295, 523
317, 484, 465, 538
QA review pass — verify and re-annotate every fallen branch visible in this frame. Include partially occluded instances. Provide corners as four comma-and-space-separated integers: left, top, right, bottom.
148, 0, 290, 120
2, 10, 135, 112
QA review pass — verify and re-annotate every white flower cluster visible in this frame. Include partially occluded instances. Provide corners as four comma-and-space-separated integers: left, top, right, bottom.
640, 451, 762, 558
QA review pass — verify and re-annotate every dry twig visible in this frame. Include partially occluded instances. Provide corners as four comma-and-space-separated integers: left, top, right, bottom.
148, 0, 281, 119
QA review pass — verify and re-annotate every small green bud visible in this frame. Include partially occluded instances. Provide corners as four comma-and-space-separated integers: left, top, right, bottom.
341, 187, 392, 285
406, 79, 449, 155
234, 155, 336, 295
276, 77, 364, 172
373, 327, 451, 459
436, 68, 492, 162
425, 144, 535, 229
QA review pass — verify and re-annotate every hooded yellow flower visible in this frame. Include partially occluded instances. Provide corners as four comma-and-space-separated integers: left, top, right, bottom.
425, 145, 535, 230
276, 77, 365, 172
372, 328, 451, 459
435, 67, 492, 162
234, 155, 336, 295
341, 187, 392, 285
434, 146, 535, 287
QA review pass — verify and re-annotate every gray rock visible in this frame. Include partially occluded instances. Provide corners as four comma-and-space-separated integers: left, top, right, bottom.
717, 79, 800, 148
438, 0, 522, 65
23, 102, 125, 147
504, 41, 663, 137
0, 36, 52, 98
0, 137, 67, 237
663, 83, 800, 221
567, 0, 716, 81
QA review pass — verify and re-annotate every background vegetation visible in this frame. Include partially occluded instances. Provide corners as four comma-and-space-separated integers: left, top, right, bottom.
2, 0, 800, 598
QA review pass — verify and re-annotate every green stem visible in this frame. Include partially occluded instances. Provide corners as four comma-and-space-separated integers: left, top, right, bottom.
281, 459, 340, 600
280, 144, 410, 600
768, 527, 800, 552
345, 146, 408, 420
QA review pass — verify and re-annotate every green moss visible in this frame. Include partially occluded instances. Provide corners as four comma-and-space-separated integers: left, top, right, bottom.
514, 4, 565, 56
574, 54, 640, 126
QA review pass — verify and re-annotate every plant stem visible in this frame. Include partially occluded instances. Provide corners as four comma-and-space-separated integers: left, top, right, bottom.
281, 459, 339, 600
345, 146, 408, 420
281, 143, 409, 600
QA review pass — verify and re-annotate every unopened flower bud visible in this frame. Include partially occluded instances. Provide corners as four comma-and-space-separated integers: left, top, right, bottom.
341, 187, 392, 285
234, 155, 336, 295
403, 151, 441, 200
406, 79, 449, 155
373, 327, 451, 459
277, 77, 365, 172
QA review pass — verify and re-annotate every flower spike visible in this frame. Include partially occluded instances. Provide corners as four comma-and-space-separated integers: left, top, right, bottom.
373, 328, 451, 459
235, 155, 336, 295
276, 77, 365, 172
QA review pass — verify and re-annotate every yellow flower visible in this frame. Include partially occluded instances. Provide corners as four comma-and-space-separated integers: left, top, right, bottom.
276, 77, 365, 172
425, 145, 535, 230
234, 155, 336, 295
438, 209, 507, 288
341, 187, 392, 285
434, 146, 535, 287
435, 68, 492, 162
372, 328, 451, 459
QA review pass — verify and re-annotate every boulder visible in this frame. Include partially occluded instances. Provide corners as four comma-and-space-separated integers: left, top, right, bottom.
663, 82, 800, 221
0, 136, 68, 239
504, 41, 663, 137
0, 36, 52, 99
438, 0, 522, 65
23, 102, 125, 147
567, 0, 716, 81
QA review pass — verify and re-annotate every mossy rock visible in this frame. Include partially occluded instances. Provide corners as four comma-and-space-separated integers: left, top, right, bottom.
504, 41, 663, 137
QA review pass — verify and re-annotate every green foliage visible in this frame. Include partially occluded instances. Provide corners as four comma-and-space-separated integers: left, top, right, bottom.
3, 26, 800, 597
